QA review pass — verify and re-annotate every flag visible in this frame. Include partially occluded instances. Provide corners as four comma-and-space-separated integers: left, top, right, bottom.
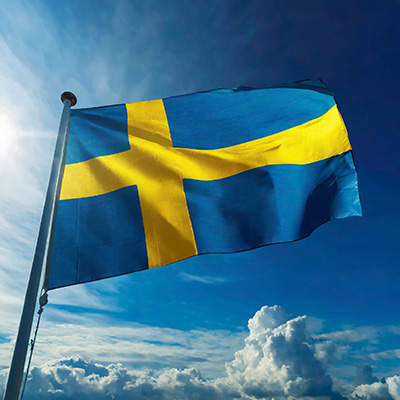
48, 79, 361, 290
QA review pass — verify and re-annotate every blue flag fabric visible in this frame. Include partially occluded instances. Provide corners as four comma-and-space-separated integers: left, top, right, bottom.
48, 80, 361, 290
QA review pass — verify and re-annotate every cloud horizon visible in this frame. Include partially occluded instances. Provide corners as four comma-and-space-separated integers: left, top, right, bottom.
1, 305, 400, 399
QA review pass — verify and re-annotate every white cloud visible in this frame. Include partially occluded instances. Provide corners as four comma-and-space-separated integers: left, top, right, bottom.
179, 272, 230, 284
316, 326, 400, 346
4, 357, 226, 400
224, 306, 341, 399
0, 19, 63, 351
368, 350, 400, 362
351, 376, 400, 400
0, 307, 246, 380
2, 305, 399, 399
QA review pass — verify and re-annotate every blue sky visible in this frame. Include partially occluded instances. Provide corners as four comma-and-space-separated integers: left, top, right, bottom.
0, 1, 399, 398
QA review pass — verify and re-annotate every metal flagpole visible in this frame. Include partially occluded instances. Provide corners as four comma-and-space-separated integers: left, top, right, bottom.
3, 92, 77, 400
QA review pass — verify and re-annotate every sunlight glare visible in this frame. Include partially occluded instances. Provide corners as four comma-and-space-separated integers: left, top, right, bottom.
0, 113, 15, 160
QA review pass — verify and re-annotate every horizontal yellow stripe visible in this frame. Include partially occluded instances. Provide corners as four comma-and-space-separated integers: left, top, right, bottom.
60, 104, 350, 200
176, 104, 351, 180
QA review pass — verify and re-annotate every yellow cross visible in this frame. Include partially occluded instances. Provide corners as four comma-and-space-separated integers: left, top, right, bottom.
60, 100, 350, 269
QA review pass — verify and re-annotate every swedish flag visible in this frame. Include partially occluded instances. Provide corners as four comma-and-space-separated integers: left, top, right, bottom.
49, 80, 361, 290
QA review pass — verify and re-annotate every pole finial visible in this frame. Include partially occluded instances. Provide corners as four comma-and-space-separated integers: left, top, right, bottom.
61, 92, 77, 107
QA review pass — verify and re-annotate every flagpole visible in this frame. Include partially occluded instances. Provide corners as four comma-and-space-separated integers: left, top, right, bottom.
3, 92, 77, 400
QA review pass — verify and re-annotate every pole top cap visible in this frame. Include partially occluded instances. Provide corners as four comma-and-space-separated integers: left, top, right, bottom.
61, 92, 77, 107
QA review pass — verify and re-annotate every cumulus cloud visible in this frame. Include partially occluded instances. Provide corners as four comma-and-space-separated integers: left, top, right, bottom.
4, 305, 400, 399
225, 305, 342, 399
3, 357, 224, 400
351, 377, 400, 400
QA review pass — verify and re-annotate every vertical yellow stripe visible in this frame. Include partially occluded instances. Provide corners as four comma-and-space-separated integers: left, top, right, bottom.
126, 100, 174, 147
126, 101, 198, 268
